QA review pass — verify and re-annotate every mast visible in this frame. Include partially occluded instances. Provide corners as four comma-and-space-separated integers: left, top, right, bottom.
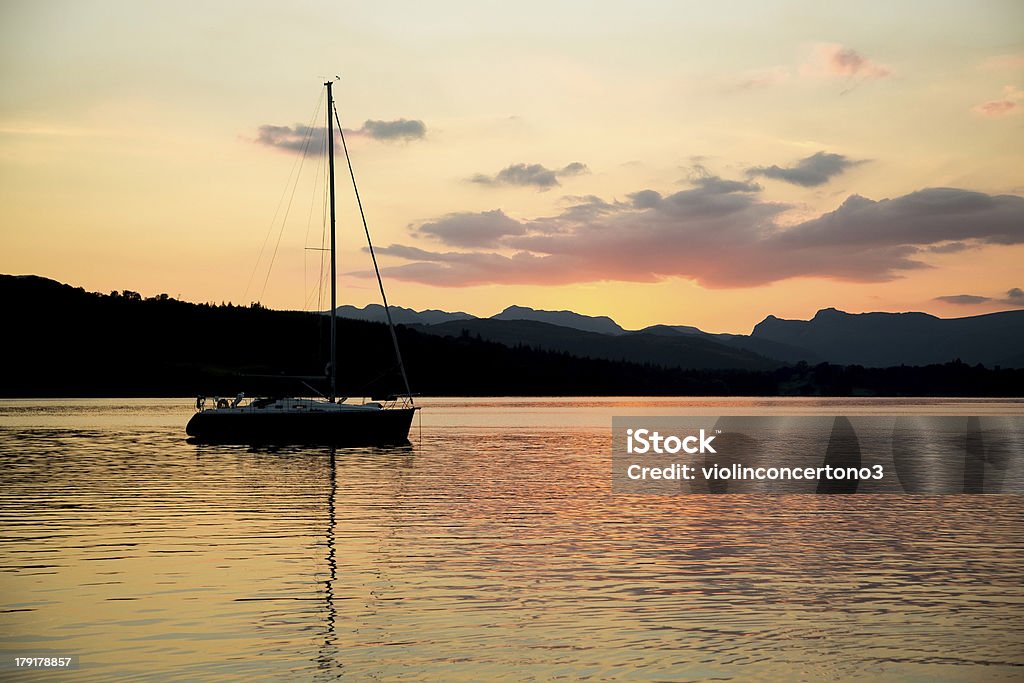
326, 80, 338, 402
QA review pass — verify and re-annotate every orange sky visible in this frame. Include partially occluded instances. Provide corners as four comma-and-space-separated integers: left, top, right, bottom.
1, 1, 1022, 333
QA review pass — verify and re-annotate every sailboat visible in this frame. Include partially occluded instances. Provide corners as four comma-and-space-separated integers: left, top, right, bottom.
185, 81, 418, 445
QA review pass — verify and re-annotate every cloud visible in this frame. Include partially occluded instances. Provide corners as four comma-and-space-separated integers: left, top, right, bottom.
805, 43, 892, 80
557, 195, 624, 221
975, 101, 1018, 117
728, 44, 891, 96
774, 189, 1024, 249
925, 241, 973, 254
797, 44, 891, 92
972, 85, 1023, 118
747, 151, 865, 187
254, 118, 426, 151
560, 161, 589, 176
255, 124, 323, 152
690, 175, 762, 193
934, 294, 992, 305
470, 162, 590, 190
628, 189, 663, 209
416, 209, 525, 248
353, 119, 426, 141
935, 288, 1024, 306
368, 183, 1024, 289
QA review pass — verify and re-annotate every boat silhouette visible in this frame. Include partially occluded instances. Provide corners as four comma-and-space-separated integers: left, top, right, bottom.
186, 81, 417, 445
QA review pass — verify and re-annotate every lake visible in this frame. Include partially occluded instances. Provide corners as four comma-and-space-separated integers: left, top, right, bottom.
1, 397, 1023, 681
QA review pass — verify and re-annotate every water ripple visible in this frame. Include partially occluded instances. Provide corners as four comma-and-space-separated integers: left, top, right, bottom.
0, 398, 1022, 681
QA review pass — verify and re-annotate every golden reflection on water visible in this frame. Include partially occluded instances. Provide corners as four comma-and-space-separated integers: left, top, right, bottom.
0, 398, 1022, 681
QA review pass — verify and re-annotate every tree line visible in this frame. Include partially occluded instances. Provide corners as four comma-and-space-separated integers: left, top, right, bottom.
3, 276, 1022, 398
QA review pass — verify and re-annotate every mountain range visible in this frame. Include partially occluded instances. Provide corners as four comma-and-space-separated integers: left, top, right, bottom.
337, 303, 1024, 368
3, 274, 1023, 397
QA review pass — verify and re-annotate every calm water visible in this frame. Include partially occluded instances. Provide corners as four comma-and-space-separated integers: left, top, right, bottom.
1, 397, 1023, 681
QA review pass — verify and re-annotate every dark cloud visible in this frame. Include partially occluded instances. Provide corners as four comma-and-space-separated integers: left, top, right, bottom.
934, 294, 992, 305
256, 124, 323, 152
416, 209, 525, 248
926, 242, 972, 254
560, 162, 589, 176
934, 287, 1024, 306
356, 119, 426, 141
367, 182, 1024, 289
628, 189, 662, 209
692, 176, 762, 194
471, 162, 590, 190
775, 189, 1024, 248
473, 164, 558, 189
557, 195, 623, 221
255, 118, 425, 152
747, 151, 864, 187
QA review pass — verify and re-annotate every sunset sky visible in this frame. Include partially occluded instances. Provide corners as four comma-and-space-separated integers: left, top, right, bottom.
2, 1, 1022, 333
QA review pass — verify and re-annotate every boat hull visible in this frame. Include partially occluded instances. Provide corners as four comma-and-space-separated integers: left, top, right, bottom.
185, 407, 417, 446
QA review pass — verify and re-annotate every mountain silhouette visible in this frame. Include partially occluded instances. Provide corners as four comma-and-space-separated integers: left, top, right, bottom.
334, 304, 475, 326
491, 305, 627, 335
636, 324, 819, 364
752, 307, 1024, 367
6, 274, 1024, 401
337, 302, 1023, 368
1, 274, 770, 396
411, 318, 780, 371
338, 304, 814, 362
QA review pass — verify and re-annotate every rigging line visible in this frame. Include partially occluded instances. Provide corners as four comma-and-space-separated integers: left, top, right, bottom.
259, 99, 322, 303
318, 143, 330, 311
347, 362, 401, 398
307, 154, 331, 312
305, 125, 330, 379
302, 126, 329, 311
319, 161, 330, 370
312, 135, 331, 372
309, 117, 331, 314
307, 164, 330, 372
243, 89, 324, 305
303, 141, 320, 311
333, 100, 413, 403
317, 175, 329, 311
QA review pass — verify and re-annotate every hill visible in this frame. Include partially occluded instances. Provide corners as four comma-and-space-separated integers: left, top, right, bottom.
0, 275, 774, 396
334, 303, 475, 326
636, 324, 818, 364
752, 307, 1024, 367
491, 305, 626, 335
3, 275, 1022, 397
411, 318, 779, 371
